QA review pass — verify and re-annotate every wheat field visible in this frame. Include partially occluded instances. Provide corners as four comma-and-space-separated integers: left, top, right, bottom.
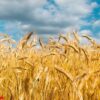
0, 32, 100, 100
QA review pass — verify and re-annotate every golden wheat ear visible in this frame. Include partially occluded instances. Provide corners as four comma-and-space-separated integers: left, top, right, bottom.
82, 34, 96, 46
82, 34, 92, 41
39, 38, 44, 48
73, 31, 80, 43
17, 32, 33, 49
58, 34, 68, 42
23, 32, 33, 40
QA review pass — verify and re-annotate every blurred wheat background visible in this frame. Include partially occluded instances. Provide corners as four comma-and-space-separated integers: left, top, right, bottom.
0, 32, 99, 100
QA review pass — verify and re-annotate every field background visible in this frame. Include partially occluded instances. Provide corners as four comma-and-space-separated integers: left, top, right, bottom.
0, 32, 100, 100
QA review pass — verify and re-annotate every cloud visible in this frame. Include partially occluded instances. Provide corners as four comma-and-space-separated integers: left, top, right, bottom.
80, 30, 92, 35
93, 20, 100, 28
0, 0, 98, 41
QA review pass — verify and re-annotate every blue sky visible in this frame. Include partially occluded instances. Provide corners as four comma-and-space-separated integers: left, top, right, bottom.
0, 0, 100, 42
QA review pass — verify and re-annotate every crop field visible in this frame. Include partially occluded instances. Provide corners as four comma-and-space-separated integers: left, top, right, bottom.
0, 32, 100, 100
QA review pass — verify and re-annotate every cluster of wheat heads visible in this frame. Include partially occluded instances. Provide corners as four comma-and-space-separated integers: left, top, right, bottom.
0, 32, 100, 100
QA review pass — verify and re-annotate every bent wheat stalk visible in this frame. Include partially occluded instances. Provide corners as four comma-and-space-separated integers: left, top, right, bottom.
73, 31, 80, 43
58, 34, 68, 42
39, 38, 44, 48
82, 34, 96, 46
80, 47, 89, 64
17, 32, 33, 49
67, 44, 79, 53
55, 65, 73, 82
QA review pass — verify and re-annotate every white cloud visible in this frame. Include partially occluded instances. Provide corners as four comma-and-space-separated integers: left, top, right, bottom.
93, 20, 100, 28
0, 0, 98, 40
80, 30, 92, 35
91, 2, 99, 8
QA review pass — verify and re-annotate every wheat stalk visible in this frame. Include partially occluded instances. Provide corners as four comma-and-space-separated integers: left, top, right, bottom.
82, 34, 96, 46
39, 38, 44, 48
17, 32, 33, 49
58, 34, 68, 42
55, 65, 74, 82
67, 44, 79, 53
73, 31, 80, 43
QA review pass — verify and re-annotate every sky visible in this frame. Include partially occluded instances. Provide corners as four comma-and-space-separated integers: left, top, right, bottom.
0, 0, 100, 42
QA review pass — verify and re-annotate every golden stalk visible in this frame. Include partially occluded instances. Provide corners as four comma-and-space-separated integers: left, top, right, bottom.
18, 32, 33, 49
